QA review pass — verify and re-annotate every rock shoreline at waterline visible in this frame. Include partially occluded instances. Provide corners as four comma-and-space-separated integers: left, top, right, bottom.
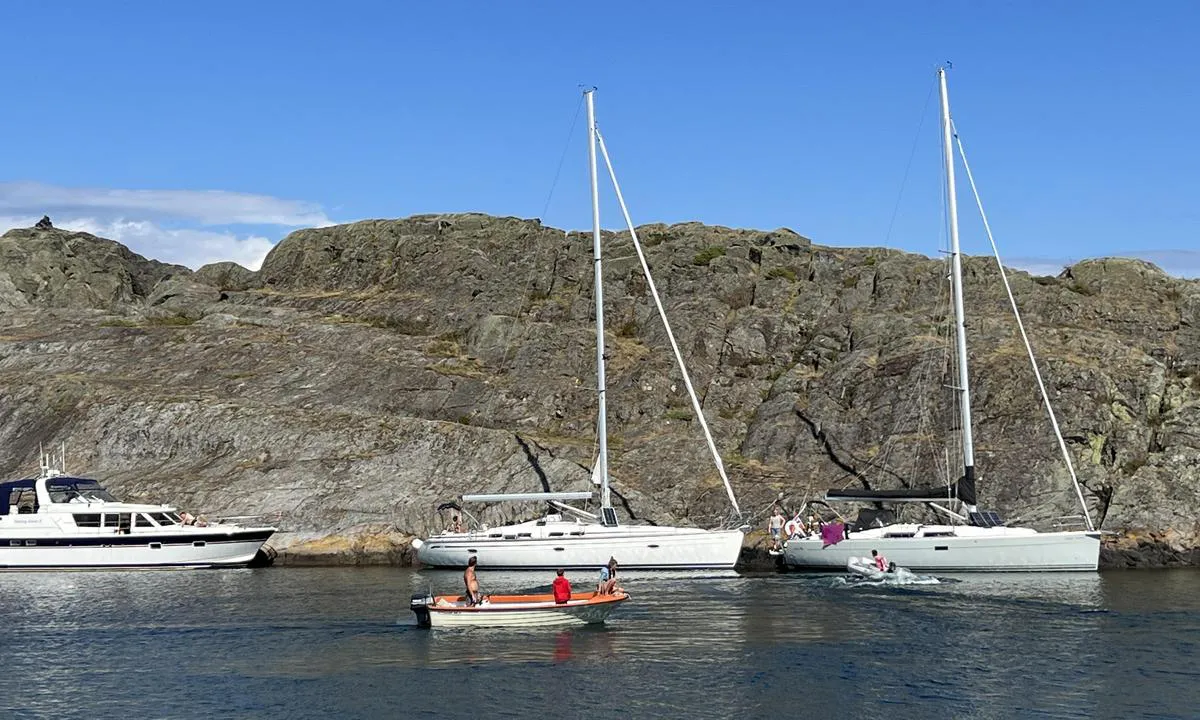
2, 215, 1197, 567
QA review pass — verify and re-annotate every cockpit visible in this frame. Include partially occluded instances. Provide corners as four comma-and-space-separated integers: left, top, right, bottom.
46, 478, 119, 504
0, 479, 38, 515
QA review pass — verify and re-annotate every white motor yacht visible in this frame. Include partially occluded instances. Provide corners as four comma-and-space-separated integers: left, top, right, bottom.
0, 458, 276, 570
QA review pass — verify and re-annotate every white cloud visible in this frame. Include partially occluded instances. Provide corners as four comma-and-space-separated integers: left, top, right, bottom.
0, 181, 340, 270
66, 218, 276, 271
0, 181, 331, 227
1121, 250, 1200, 279
0, 214, 276, 270
1006, 251, 1200, 280
1004, 257, 1073, 277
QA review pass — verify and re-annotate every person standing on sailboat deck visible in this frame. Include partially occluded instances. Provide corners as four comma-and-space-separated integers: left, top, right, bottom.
552, 569, 572, 604
768, 506, 785, 550
464, 556, 481, 605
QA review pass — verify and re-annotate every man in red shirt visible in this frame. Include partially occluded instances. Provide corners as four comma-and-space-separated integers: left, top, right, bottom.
552, 568, 572, 604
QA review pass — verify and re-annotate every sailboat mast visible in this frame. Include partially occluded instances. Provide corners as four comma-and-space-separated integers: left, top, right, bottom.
938, 67, 978, 512
585, 89, 612, 512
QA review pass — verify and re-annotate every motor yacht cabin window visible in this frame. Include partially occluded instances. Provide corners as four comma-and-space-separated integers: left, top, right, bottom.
73, 513, 102, 528
103, 513, 133, 529
150, 512, 177, 526
135, 514, 155, 528
3, 487, 38, 514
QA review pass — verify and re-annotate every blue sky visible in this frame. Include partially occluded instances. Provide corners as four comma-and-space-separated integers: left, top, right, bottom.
0, 1, 1196, 275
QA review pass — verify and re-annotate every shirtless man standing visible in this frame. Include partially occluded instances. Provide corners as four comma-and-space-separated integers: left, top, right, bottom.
463, 556, 481, 605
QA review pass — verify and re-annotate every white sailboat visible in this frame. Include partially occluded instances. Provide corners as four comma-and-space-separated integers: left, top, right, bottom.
783, 67, 1101, 572
413, 89, 747, 570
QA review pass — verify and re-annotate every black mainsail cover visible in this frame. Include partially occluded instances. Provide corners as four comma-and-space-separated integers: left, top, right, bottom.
825, 475, 976, 505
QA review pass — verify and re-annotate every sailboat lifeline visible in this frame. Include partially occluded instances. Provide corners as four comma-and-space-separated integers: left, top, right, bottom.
413, 89, 746, 570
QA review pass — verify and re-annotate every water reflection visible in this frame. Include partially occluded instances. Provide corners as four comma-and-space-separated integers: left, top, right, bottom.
0, 567, 1197, 718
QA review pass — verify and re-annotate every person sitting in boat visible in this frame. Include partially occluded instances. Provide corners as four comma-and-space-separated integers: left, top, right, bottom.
887, 561, 897, 574
552, 568, 572, 604
871, 549, 889, 572
597, 557, 621, 595
464, 556, 482, 605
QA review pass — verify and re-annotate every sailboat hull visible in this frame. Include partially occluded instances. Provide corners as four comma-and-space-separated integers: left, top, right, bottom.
415, 522, 744, 570
782, 525, 1100, 572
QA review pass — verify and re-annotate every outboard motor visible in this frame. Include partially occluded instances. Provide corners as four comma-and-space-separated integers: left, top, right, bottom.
410, 592, 434, 628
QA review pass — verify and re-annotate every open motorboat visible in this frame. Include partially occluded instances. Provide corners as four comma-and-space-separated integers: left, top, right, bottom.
783, 67, 1100, 572
414, 89, 746, 570
845, 556, 940, 585
410, 590, 629, 628
0, 452, 276, 570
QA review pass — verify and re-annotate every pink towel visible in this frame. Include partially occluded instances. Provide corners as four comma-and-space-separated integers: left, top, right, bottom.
821, 522, 845, 547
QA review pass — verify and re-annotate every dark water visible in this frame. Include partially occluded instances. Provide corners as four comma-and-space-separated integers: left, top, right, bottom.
1, 567, 1197, 719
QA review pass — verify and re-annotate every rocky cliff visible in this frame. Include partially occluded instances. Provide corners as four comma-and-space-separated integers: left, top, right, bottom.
1, 215, 1197, 567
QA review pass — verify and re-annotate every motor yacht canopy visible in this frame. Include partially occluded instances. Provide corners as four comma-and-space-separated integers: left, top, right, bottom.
0, 479, 37, 515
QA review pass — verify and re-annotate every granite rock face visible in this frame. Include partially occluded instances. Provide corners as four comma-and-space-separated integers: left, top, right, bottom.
0, 217, 1196, 567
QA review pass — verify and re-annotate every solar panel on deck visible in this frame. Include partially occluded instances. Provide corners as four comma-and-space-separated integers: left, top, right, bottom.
601, 507, 619, 527
969, 510, 1004, 528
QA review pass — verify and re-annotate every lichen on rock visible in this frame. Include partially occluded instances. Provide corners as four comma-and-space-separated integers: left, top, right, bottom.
0, 215, 1197, 567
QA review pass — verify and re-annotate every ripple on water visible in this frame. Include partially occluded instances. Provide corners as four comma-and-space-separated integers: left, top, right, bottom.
0, 567, 1198, 719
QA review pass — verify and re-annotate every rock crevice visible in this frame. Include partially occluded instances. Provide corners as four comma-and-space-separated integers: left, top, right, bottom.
0, 216, 1195, 567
